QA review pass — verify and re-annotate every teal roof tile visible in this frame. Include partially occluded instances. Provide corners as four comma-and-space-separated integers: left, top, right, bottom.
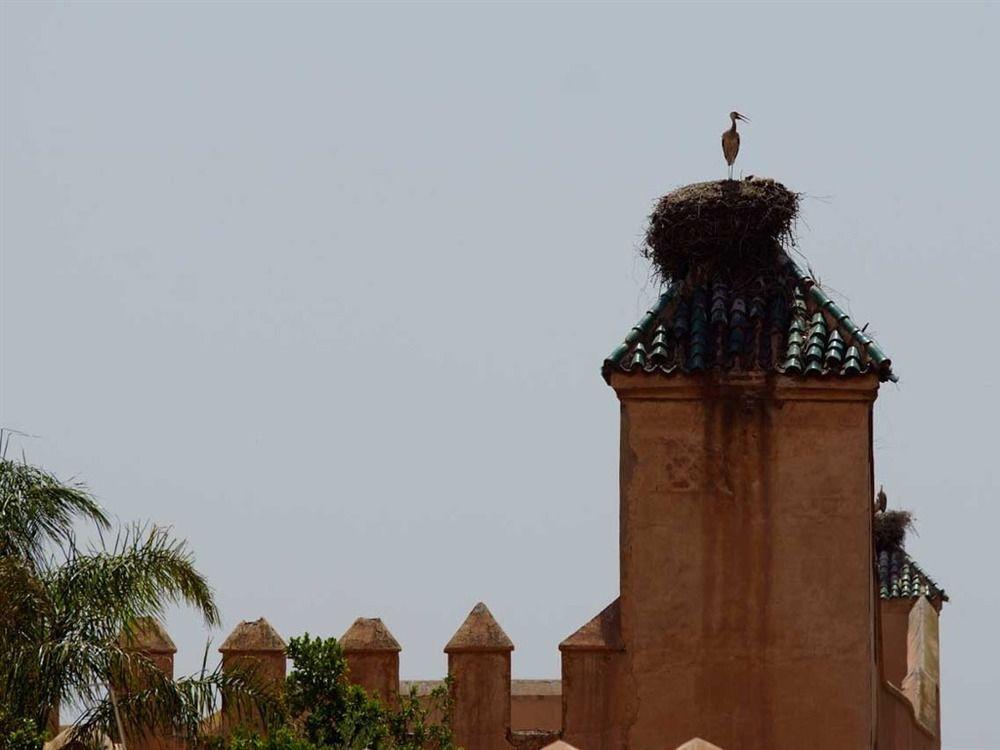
602, 252, 897, 383
877, 548, 947, 602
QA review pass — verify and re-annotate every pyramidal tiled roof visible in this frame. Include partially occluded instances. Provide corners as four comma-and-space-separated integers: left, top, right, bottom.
603, 253, 895, 383
877, 547, 947, 602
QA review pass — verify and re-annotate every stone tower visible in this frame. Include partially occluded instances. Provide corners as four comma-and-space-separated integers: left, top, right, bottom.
591, 240, 896, 748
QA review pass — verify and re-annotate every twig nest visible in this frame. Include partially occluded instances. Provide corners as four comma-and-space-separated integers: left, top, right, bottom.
644, 178, 799, 281
874, 510, 914, 550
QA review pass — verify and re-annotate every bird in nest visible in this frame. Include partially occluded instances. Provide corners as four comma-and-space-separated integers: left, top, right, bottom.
722, 111, 749, 180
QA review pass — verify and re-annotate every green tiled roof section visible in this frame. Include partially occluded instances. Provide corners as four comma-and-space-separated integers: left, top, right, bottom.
603, 252, 897, 383
790, 258, 896, 382
604, 286, 679, 371
877, 548, 947, 602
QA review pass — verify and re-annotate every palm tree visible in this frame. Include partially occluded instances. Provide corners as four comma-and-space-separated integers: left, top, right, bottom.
0, 445, 280, 746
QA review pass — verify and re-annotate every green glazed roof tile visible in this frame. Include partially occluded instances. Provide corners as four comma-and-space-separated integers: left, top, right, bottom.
876, 548, 947, 602
602, 251, 897, 383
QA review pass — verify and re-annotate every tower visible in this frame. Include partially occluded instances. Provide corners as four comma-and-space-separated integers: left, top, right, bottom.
569, 178, 899, 749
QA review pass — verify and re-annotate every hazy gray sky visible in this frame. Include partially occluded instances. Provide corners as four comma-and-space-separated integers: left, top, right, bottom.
2, 3, 997, 747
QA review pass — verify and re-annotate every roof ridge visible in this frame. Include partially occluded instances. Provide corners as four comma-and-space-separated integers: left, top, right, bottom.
787, 258, 897, 382
900, 549, 948, 602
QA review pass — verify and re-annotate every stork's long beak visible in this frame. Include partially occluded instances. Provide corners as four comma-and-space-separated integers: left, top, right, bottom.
736, 113, 750, 123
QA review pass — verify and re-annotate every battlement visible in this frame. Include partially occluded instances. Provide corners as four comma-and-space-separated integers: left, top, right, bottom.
92, 581, 940, 750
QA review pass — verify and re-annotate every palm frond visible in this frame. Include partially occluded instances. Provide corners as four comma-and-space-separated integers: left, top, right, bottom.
74, 657, 284, 745
0, 457, 109, 566
44, 523, 219, 629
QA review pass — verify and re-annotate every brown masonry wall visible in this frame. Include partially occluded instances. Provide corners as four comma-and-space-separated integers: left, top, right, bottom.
881, 599, 915, 688
878, 681, 938, 750
612, 373, 879, 750
560, 651, 624, 749
81, 592, 938, 750
398, 680, 560, 732
76, 360, 942, 750
510, 683, 561, 732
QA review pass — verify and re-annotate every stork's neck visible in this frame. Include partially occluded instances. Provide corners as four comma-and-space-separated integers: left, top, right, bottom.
729, 117, 738, 134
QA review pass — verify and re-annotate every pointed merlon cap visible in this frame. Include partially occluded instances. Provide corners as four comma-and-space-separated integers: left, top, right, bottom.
119, 617, 176, 654
444, 602, 514, 653
219, 618, 286, 654
674, 740, 724, 750
340, 617, 401, 653
559, 598, 624, 652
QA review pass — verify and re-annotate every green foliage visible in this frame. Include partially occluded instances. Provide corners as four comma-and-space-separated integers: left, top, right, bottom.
222, 635, 457, 750
0, 703, 45, 750
214, 726, 320, 750
389, 679, 455, 750
0, 448, 279, 743
285, 634, 387, 749
0, 451, 110, 566
0, 441, 452, 750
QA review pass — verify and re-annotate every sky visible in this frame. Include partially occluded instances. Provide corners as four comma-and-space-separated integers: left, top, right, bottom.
1, 2, 997, 748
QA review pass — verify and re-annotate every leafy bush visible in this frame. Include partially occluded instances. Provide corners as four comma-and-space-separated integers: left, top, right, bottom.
0, 703, 45, 750
285, 634, 387, 750
388, 680, 455, 750
218, 726, 321, 750
219, 634, 457, 750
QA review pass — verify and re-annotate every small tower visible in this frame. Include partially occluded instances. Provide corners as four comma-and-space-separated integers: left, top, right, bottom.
445, 602, 514, 750
117, 617, 177, 750
120, 616, 177, 677
341, 617, 402, 707
219, 618, 286, 734
559, 599, 624, 749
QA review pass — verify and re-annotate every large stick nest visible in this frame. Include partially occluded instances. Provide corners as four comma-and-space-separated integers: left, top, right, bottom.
874, 510, 914, 551
644, 178, 800, 282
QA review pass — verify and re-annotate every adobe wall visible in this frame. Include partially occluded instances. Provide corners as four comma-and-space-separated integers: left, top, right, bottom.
881, 599, 914, 687
447, 651, 511, 750
81, 593, 940, 750
878, 681, 937, 750
511, 683, 561, 732
560, 650, 624, 749
613, 373, 879, 750
399, 680, 561, 732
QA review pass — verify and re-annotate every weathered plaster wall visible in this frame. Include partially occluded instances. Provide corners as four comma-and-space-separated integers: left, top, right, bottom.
560, 651, 624, 750
613, 374, 878, 750
345, 651, 400, 707
878, 681, 938, 750
511, 693, 560, 731
447, 651, 512, 750
397, 680, 560, 733
881, 599, 914, 687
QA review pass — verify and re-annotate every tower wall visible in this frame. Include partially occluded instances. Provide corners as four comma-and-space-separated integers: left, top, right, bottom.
613, 373, 879, 749
341, 617, 402, 707
881, 599, 915, 687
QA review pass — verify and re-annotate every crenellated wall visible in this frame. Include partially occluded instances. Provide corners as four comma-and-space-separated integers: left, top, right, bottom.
59, 582, 939, 750
53, 359, 942, 750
